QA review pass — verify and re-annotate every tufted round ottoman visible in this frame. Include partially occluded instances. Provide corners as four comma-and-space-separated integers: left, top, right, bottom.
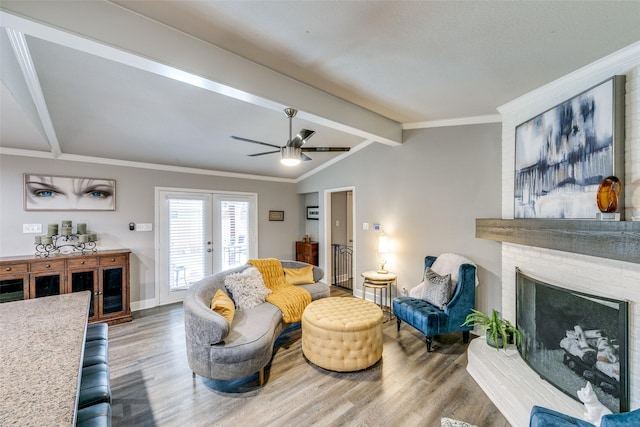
302, 297, 384, 372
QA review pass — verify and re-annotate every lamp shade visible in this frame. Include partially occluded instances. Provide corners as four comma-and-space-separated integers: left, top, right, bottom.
378, 233, 389, 254
377, 232, 389, 274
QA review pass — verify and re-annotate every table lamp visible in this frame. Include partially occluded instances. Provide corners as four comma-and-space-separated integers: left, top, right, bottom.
377, 231, 389, 274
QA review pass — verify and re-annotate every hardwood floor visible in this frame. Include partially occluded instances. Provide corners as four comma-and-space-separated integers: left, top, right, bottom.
108, 287, 509, 427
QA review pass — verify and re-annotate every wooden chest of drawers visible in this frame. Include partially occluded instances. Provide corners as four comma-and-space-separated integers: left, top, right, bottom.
295, 241, 319, 266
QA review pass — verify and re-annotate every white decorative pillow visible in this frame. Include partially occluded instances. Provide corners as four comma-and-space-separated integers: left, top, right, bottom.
224, 267, 271, 311
422, 267, 453, 310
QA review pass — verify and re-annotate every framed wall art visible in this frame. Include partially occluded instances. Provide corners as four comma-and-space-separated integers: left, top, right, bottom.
306, 206, 319, 220
24, 174, 116, 211
514, 76, 625, 219
268, 210, 284, 221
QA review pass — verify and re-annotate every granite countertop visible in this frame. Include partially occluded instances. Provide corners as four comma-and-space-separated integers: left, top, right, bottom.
0, 292, 91, 426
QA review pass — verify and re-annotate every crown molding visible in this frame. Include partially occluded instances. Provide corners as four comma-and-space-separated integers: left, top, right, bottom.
0, 148, 297, 183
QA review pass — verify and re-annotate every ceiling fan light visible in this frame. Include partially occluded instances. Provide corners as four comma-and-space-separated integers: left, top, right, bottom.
281, 147, 301, 166
281, 157, 300, 166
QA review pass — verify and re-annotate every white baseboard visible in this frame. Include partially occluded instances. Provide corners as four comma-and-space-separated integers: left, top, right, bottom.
131, 298, 157, 312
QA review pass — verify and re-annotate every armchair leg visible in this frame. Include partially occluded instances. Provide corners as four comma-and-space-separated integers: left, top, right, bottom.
426, 336, 433, 352
462, 331, 470, 344
396, 318, 401, 332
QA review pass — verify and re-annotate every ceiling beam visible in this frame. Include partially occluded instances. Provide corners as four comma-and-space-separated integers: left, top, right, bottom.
4, 28, 61, 157
0, 2, 402, 146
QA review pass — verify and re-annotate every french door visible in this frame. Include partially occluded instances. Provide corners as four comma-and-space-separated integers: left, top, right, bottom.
157, 189, 257, 305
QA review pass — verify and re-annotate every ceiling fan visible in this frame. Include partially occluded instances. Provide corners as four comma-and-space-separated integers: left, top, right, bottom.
231, 108, 351, 166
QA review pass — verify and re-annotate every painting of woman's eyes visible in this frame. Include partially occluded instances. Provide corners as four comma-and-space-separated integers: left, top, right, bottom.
24, 174, 116, 211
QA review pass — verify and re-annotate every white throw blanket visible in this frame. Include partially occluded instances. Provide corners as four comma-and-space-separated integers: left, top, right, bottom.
410, 253, 478, 299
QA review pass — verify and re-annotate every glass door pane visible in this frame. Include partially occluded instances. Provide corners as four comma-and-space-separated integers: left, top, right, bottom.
220, 200, 251, 270
71, 271, 96, 318
102, 268, 123, 314
0, 278, 26, 303
168, 198, 208, 291
34, 275, 61, 298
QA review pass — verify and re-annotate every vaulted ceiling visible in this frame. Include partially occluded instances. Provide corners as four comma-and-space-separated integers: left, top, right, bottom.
2, 1, 640, 180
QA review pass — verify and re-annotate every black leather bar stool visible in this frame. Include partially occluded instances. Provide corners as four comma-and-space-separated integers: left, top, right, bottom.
86, 323, 108, 342
78, 363, 111, 409
83, 339, 108, 367
76, 402, 111, 427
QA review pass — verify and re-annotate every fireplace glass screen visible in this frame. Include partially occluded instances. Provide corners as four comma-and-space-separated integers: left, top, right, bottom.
515, 268, 628, 413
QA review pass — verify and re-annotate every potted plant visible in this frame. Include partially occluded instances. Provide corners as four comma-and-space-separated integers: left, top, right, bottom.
461, 309, 521, 350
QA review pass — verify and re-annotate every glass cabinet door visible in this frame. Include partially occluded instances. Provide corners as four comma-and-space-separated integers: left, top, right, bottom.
102, 267, 124, 315
71, 270, 97, 320
32, 273, 62, 298
0, 277, 28, 303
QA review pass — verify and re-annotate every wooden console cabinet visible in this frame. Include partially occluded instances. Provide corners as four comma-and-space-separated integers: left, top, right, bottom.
296, 241, 319, 266
0, 250, 131, 325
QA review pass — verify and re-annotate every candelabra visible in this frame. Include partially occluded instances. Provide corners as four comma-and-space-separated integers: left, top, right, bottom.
34, 221, 98, 257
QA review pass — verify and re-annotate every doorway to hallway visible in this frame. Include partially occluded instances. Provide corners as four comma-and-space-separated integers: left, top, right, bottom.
326, 188, 354, 293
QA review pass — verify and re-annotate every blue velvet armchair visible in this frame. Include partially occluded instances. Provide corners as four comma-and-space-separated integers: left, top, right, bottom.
529, 405, 640, 427
392, 255, 476, 352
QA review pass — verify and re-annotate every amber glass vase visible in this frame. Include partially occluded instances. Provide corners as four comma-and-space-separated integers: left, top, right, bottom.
596, 176, 622, 213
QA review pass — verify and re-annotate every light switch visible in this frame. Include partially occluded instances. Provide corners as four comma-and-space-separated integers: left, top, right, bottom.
363, 222, 369, 230
136, 223, 153, 232
23, 224, 42, 233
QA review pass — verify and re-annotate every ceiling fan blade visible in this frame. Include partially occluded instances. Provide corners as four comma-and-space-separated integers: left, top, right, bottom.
301, 147, 351, 152
248, 150, 281, 157
301, 153, 313, 161
231, 135, 282, 150
289, 129, 315, 148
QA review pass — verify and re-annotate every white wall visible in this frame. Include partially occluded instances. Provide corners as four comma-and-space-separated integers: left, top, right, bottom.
499, 43, 640, 409
297, 123, 503, 313
0, 155, 301, 309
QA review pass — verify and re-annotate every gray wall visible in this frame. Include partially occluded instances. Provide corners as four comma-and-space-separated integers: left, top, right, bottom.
331, 191, 349, 246
297, 123, 503, 313
301, 192, 319, 241
0, 155, 300, 307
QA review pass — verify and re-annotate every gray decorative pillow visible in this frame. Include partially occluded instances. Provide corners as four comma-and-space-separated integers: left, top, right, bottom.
422, 267, 453, 310
224, 267, 271, 311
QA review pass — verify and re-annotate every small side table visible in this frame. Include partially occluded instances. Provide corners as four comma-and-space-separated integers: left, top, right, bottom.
361, 270, 397, 322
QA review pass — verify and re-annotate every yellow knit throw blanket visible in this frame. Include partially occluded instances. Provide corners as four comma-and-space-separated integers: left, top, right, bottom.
247, 258, 311, 323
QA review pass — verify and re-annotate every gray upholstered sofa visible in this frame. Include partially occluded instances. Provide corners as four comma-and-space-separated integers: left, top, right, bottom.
183, 260, 329, 385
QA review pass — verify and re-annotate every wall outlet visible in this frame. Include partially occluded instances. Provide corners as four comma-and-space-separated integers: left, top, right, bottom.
23, 224, 42, 233
136, 223, 153, 232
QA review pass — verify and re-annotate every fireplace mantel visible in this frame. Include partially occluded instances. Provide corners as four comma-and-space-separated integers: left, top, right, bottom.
476, 218, 640, 264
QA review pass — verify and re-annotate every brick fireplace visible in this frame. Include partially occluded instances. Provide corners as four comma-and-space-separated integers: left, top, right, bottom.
469, 42, 640, 426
